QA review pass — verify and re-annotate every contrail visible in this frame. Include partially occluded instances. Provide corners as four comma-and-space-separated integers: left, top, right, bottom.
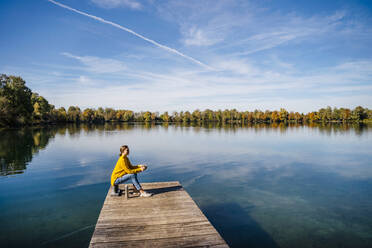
47, 0, 212, 70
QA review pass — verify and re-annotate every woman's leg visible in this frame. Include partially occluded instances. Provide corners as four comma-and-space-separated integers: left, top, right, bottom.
115, 174, 142, 191
131, 174, 152, 196
114, 174, 134, 185
112, 174, 132, 195
115, 174, 152, 197
130, 173, 142, 191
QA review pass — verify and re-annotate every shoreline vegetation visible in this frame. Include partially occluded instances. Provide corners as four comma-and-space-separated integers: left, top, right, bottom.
1, 74, 372, 128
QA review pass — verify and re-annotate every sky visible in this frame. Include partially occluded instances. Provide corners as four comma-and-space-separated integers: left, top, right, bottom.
1, 0, 372, 112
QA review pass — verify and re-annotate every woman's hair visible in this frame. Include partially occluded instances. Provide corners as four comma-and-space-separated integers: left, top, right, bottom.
119, 145, 129, 157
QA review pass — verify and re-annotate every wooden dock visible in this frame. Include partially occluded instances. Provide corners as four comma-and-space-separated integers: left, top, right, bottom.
89, 181, 229, 248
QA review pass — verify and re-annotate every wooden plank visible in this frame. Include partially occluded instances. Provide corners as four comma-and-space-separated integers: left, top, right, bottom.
96, 216, 210, 227
90, 236, 227, 248
90, 234, 227, 248
91, 222, 217, 242
89, 181, 229, 248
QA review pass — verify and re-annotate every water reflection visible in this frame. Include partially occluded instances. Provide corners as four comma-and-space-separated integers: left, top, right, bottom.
0, 127, 56, 176
0, 123, 371, 247
0, 122, 370, 177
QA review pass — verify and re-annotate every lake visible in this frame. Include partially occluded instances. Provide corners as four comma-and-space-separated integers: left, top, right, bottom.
0, 123, 372, 248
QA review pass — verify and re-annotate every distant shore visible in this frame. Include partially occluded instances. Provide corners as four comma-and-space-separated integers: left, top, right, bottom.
1, 74, 371, 128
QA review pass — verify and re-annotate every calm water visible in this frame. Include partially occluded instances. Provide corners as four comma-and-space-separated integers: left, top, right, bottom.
1, 123, 372, 248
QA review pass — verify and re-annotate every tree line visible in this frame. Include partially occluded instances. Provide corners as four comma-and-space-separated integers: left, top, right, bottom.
1, 74, 371, 127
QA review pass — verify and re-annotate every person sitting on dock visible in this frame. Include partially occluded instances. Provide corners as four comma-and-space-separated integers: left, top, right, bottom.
110, 145, 153, 197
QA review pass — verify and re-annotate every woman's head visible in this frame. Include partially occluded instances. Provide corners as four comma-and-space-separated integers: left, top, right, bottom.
119, 145, 129, 157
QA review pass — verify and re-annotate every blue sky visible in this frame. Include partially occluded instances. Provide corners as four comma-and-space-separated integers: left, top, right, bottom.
1, 0, 372, 112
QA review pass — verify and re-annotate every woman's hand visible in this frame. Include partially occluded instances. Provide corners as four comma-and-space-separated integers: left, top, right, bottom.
140, 165, 148, 171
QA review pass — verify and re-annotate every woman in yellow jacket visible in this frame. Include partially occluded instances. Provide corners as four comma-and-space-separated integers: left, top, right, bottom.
111, 145, 152, 197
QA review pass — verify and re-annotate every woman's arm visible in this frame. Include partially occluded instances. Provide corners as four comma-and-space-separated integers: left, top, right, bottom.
122, 156, 142, 174
128, 158, 140, 169
128, 158, 147, 170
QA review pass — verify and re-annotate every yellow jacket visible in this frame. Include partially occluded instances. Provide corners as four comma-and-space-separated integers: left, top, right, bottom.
111, 155, 143, 186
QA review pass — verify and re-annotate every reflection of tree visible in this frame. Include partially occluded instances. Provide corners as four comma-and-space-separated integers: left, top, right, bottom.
0, 123, 140, 175
1, 122, 370, 176
0, 127, 57, 176
0, 123, 140, 176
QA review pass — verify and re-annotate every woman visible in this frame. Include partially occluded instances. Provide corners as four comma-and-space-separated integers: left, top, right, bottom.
111, 145, 152, 197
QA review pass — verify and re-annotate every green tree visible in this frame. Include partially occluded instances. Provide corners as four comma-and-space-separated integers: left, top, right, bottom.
368, 109, 372, 119
351, 106, 367, 121
67, 106, 81, 122
332, 107, 341, 122
271, 111, 279, 122
263, 110, 271, 122
231, 109, 239, 122
173, 111, 181, 122
279, 108, 288, 122
143, 111, 151, 122
55, 107, 67, 122
340, 108, 351, 122
94, 107, 105, 122
161, 111, 170, 122
123, 111, 134, 122
202, 109, 214, 122
104, 108, 116, 121
215, 110, 222, 122
0, 74, 33, 126
307, 112, 319, 122
222, 109, 231, 123
192, 109, 201, 122
294, 112, 302, 123
253, 110, 264, 122
325, 106, 332, 121
183, 111, 191, 123
31, 93, 53, 122
134, 112, 143, 122
151, 112, 158, 122
82, 108, 95, 122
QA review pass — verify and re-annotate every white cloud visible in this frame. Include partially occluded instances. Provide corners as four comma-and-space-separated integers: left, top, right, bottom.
213, 58, 260, 75
157, 0, 246, 48
78, 75, 89, 84
156, 1, 356, 57
215, 11, 348, 56
62, 52, 127, 73
33, 49, 372, 112
183, 27, 221, 47
91, 0, 142, 9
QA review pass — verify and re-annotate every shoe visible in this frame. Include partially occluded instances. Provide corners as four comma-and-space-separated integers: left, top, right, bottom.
131, 186, 140, 196
111, 190, 120, 196
131, 190, 140, 197
111, 185, 120, 196
140, 191, 153, 197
